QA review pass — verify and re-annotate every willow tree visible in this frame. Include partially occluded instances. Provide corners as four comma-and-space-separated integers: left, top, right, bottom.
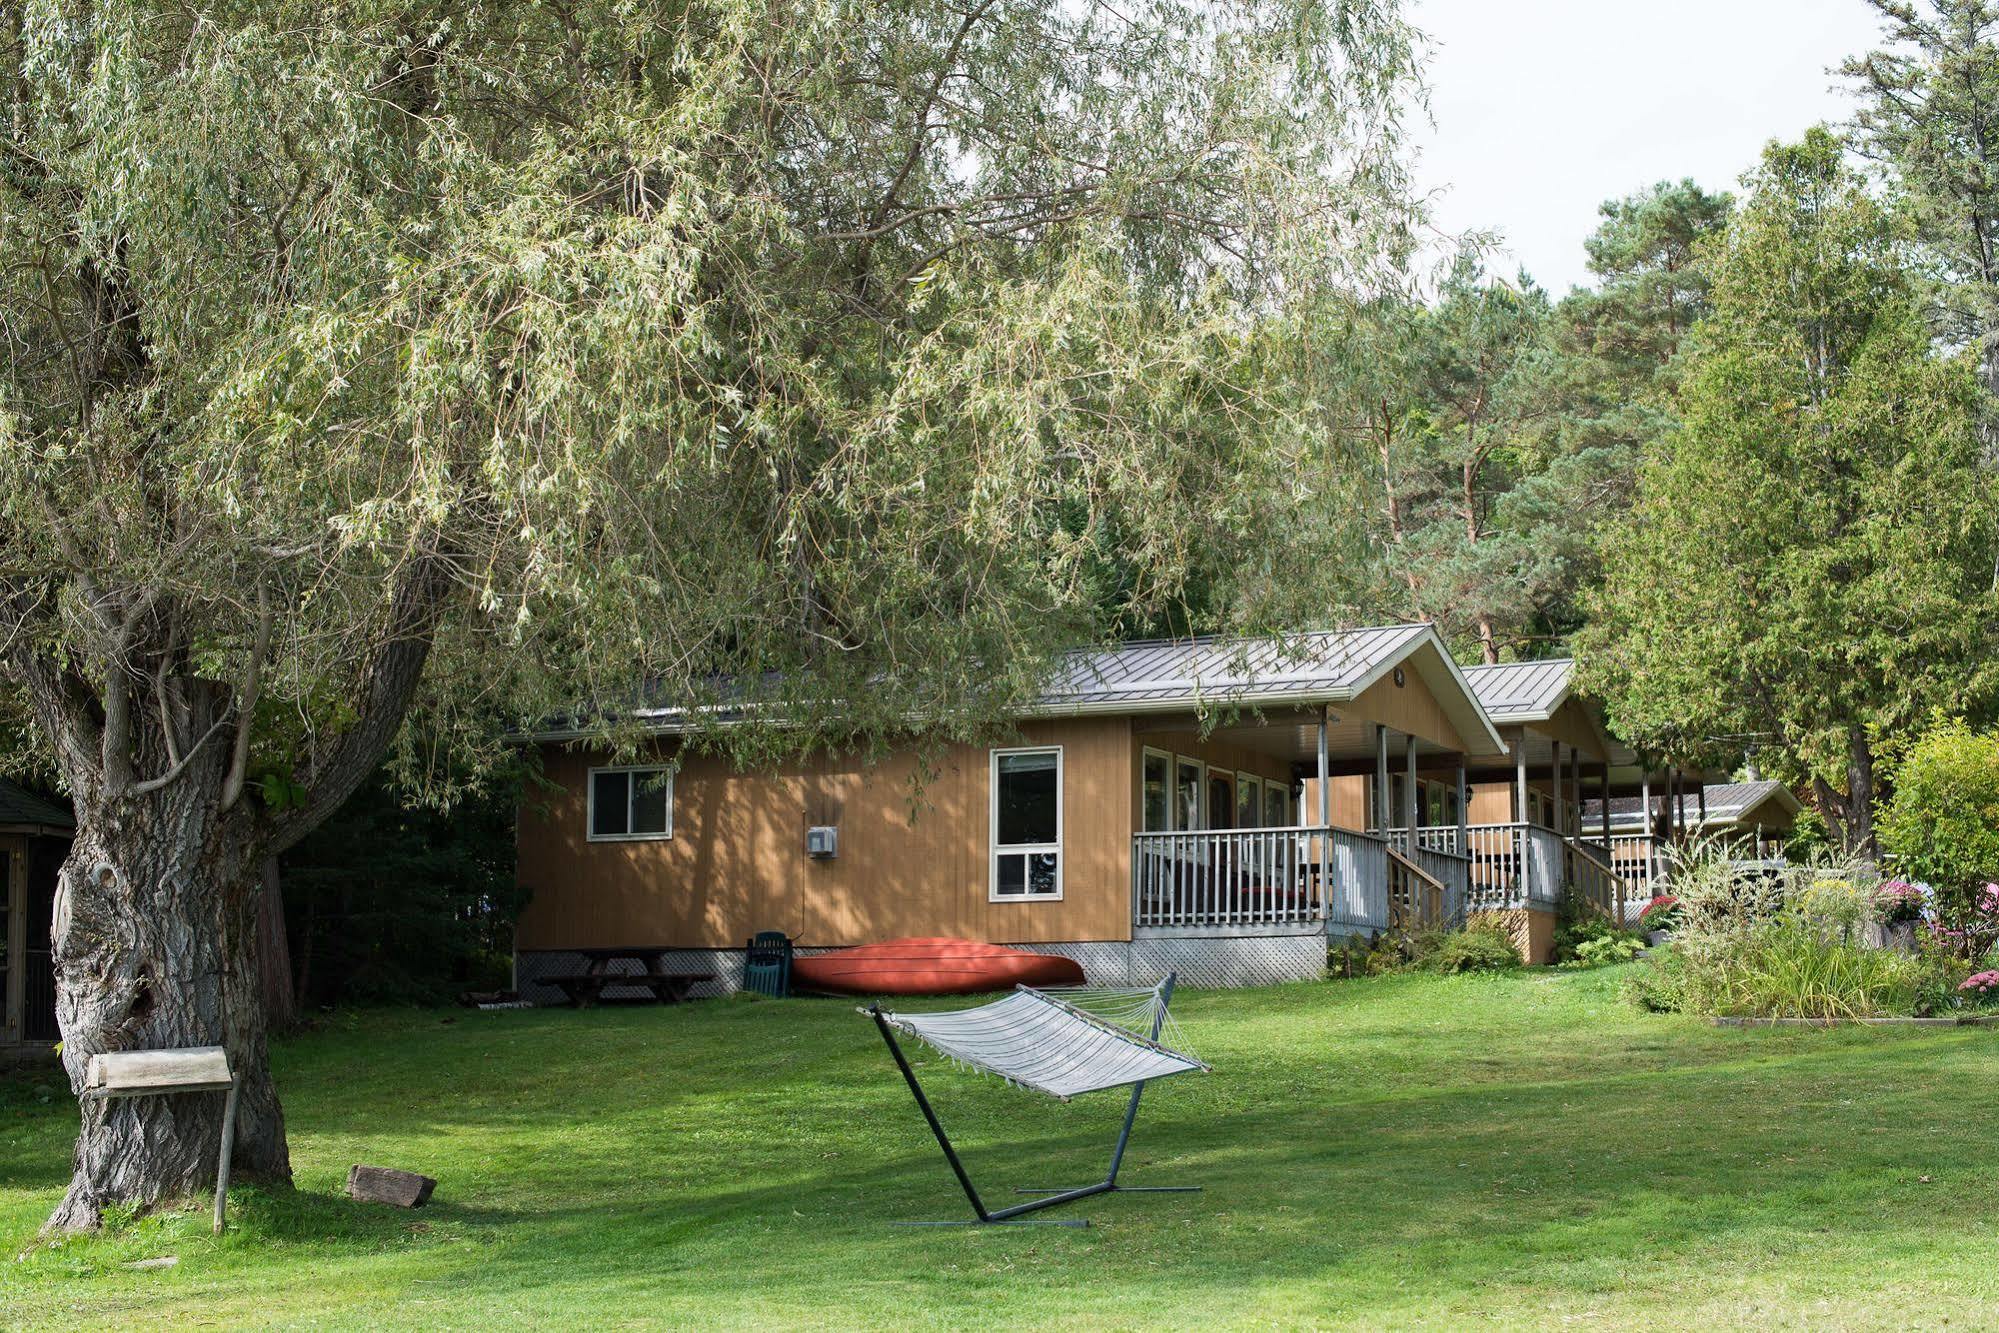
0, 2, 1422, 1227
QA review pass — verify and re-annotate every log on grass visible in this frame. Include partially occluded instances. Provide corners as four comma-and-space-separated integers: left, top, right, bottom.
346, 1165, 436, 1208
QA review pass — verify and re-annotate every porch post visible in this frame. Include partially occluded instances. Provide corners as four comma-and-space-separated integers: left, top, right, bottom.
1569, 747, 1581, 836
1455, 758, 1469, 857
1402, 736, 1418, 850
1599, 760, 1611, 845
1317, 706, 1331, 921
1550, 740, 1562, 831
1316, 706, 1330, 828
1697, 781, 1708, 833
1375, 724, 1391, 834
1640, 770, 1654, 886
1513, 731, 1527, 826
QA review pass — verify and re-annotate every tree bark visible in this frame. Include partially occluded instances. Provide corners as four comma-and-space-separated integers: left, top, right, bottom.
47, 769, 289, 1232
257, 856, 296, 1034
1844, 726, 1878, 861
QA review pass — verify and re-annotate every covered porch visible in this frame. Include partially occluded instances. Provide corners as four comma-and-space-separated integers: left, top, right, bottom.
1126, 707, 1490, 941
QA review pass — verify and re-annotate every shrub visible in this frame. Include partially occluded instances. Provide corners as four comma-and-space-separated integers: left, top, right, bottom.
1553, 899, 1626, 963
1871, 879, 1929, 926
1637, 894, 1680, 934
1419, 924, 1521, 975
1562, 932, 1646, 970
1622, 841, 1975, 1018
1879, 718, 1999, 960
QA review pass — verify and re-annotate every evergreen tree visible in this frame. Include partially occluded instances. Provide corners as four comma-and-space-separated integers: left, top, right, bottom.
1579, 130, 1999, 853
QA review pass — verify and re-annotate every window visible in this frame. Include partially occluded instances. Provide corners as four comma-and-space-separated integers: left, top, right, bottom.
992, 748, 1062, 900
1141, 750, 1172, 833
588, 766, 673, 841
1264, 782, 1291, 829
1235, 773, 1262, 828
1207, 773, 1234, 830
1175, 758, 1205, 832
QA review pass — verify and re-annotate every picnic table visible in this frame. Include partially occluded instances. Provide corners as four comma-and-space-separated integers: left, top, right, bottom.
545, 947, 711, 1008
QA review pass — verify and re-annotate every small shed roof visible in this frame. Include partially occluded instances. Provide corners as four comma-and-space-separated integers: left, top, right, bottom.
1461, 659, 1574, 723
0, 778, 74, 832
1582, 780, 1801, 832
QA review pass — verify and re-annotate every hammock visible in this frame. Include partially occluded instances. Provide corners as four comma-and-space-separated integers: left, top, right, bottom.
864, 974, 1207, 1226
874, 985, 1206, 1100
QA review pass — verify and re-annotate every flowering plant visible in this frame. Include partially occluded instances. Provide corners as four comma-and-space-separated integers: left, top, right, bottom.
1958, 969, 1999, 997
1637, 894, 1680, 934
1871, 880, 1928, 926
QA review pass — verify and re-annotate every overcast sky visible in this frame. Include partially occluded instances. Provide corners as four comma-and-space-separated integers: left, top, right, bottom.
1411, 0, 1892, 294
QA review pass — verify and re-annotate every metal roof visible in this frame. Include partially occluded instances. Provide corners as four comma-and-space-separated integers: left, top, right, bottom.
1461, 659, 1574, 722
0, 778, 73, 831
1038, 624, 1431, 711
543, 622, 1510, 756
1030, 624, 1507, 757
1582, 780, 1801, 831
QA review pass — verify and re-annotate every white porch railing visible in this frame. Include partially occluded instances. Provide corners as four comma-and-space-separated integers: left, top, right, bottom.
1130, 825, 1409, 934
1460, 822, 1569, 910
1565, 837, 1628, 922
1131, 826, 1327, 930
1602, 833, 1671, 897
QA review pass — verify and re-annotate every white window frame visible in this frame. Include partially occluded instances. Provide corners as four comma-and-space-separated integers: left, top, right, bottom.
586, 765, 675, 842
990, 746, 1064, 903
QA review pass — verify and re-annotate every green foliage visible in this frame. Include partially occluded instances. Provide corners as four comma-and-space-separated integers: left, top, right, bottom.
280, 773, 525, 1006
1580, 129, 1999, 848
1417, 924, 1522, 975
1844, 1, 1999, 388
0, 0, 1430, 808
1626, 841, 1974, 1018
1562, 933, 1645, 970
1553, 899, 1645, 968
1879, 717, 1999, 956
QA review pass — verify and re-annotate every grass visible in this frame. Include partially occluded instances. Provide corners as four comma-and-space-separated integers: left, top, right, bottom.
2, 964, 1997, 1328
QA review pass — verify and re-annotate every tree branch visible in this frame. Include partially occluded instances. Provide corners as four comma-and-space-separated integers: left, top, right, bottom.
220, 582, 272, 813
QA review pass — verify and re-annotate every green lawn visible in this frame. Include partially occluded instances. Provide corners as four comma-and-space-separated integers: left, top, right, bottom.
3, 966, 1995, 1328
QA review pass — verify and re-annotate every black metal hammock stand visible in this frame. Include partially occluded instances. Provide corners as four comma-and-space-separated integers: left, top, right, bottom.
865, 972, 1208, 1227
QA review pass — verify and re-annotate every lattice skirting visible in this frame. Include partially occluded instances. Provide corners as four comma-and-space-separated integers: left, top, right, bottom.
516, 930, 1328, 1002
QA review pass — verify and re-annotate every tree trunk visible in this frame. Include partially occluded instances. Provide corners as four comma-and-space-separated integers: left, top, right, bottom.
257, 856, 297, 1033
1844, 726, 1878, 861
46, 775, 289, 1232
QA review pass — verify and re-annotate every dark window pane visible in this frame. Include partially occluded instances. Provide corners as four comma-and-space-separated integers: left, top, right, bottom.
592, 771, 630, 836
995, 854, 1026, 896
1142, 754, 1170, 833
1208, 776, 1232, 830
631, 773, 669, 834
996, 751, 1058, 846
1027, 853, 1059, 896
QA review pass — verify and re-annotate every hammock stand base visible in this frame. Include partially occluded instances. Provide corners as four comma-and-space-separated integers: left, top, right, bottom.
868, 975, 1200, 1228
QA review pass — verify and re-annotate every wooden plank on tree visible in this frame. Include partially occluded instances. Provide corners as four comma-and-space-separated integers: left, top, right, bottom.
347, 1165, 436, 1208
87, 1046, 233, 1095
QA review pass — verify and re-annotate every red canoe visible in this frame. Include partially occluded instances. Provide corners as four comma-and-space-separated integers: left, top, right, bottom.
792, 937, 1085, 996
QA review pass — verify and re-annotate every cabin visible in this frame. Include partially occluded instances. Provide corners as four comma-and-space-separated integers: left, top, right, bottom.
0, 779, 70, 1055
511, 629, 1724, 990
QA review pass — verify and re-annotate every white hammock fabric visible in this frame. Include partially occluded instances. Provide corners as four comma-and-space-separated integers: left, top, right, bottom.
874, 984, 1208, 1101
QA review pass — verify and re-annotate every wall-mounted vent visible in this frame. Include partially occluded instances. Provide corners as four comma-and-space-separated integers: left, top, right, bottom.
806, 826, 838, 859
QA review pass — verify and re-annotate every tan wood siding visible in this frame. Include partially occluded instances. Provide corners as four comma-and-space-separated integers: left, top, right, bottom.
515, 717, 1136, 951
1348, 671, 1467, 753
